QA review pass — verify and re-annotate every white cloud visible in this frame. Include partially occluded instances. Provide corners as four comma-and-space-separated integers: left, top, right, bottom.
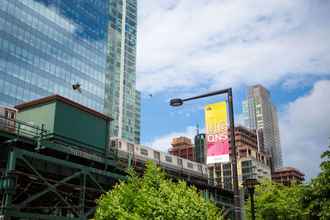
280, 80, 330, 180
137, 0, 330, 93
144, 126, 199, 152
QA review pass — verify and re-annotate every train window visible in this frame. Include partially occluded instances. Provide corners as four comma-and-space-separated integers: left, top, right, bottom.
177, 158, 182, 166
10, 112, 15, 119
153, 151, 160, 160
187, 162, 194, 169
165, 156, 172, 163
198, 165, 203, 172
5, 111, 9, 118
140, 148, 148, 156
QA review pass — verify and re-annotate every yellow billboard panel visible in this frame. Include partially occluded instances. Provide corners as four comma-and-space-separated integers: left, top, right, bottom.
205, 101, 230, 164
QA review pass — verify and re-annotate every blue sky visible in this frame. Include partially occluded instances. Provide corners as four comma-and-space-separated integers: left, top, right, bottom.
136, 0, 330, 180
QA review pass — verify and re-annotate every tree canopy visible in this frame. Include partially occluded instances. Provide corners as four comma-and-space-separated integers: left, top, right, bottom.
94, 161, 222, 220
302, 145, 330, 220
245, 179, 306, 219
245, 145, 330, 220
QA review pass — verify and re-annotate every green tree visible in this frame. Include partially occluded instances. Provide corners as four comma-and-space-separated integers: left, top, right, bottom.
94, 161, 222, 220
245, 145, 330, 220
245, 179, 306, 220
302, 145, 330, 220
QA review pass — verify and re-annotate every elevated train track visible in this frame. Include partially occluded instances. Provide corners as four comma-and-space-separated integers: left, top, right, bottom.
0, 96, 234, 220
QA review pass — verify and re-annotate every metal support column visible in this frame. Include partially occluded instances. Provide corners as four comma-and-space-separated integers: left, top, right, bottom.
1, 149, 17, 220
79, 172, 86, 220
227, 89, 241, 220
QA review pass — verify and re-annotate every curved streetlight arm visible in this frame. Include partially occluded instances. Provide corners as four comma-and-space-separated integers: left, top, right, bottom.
181, 88, 230, 102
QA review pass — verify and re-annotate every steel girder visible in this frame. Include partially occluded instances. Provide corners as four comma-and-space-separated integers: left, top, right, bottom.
0, 147, 126, 220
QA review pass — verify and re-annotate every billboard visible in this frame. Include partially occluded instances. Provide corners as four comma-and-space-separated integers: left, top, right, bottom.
205, 101, 230, 164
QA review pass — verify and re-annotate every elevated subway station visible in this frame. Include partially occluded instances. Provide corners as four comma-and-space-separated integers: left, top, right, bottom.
0, 95, 234, 220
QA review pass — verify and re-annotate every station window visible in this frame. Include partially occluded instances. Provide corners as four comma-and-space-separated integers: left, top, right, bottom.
187, 162, 194, 169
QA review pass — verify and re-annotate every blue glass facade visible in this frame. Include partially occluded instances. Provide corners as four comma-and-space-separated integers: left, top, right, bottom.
106, 0, 140, 143
0, 0, 109, 112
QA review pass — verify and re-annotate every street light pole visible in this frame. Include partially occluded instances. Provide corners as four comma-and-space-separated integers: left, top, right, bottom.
169, 88, 241, 220
227, 88, 241, 220
243, 178, 258, 220
250, 187, 256, 220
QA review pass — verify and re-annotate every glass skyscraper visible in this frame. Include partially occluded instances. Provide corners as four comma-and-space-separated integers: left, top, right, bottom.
0, 0, 140, 143
0, 0, 108, 112
106, 0, 140, 144
241, 85, 283, 169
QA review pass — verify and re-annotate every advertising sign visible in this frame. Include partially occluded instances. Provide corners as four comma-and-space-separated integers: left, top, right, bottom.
205, 101, 230, 164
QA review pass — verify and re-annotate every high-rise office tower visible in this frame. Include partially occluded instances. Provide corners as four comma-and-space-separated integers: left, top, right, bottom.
0, 0, 140, 143
0, 0, 109, 112
106, 0, 140, 144
241, 85, 283, 169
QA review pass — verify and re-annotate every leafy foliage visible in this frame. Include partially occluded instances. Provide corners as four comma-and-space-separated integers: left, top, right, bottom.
302, 145, 330, 220
94, 161, 222, 220
245, 179, 306, 219
245, 145, 330, 220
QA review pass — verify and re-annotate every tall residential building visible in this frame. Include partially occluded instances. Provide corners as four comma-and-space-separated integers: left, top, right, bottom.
0, 0, 140, 143
241, 85, 283, 169
208, 126, 271, 190
235, 126, 271, 185
106, 0, 140, 144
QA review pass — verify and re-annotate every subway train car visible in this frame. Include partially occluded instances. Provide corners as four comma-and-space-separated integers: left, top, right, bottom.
110, 137, 208, 180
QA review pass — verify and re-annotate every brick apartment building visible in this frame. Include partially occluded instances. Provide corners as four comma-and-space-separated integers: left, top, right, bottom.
272, 167, 305, 185
169, 136, 195, 161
